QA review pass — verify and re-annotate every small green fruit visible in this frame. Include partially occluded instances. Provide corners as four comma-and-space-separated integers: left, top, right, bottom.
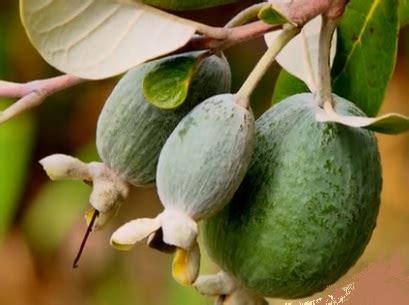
157, 93, 255, 221
203, 93, 382, 299
142, 0, 240, 11
110, 93, 254, 285
97, 52, 231, 187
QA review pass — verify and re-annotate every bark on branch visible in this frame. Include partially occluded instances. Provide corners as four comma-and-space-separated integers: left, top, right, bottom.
0, 75, 84, 123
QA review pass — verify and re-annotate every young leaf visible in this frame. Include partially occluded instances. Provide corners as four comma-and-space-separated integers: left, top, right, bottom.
316, 102, 409, 135
272, 69, 309, 104
143, 54, 202, 109
20, 0, 197, 80
400, 0, 409, 27
332, 0, 399, 116
265, 15, 337, 92
258, 4, 290, 25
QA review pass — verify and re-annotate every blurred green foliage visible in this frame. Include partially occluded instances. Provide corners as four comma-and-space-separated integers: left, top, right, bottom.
0, 100, 34, 241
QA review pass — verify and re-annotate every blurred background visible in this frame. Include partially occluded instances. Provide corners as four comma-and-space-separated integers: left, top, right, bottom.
0, 1, 408, 304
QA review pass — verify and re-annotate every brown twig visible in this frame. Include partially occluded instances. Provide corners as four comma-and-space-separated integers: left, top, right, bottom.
180, 21, 281, 53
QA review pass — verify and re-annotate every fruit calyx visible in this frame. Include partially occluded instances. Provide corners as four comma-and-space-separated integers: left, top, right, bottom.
39, 154, 129, 230
110, 208, 200, 285
194, 272, 268, 305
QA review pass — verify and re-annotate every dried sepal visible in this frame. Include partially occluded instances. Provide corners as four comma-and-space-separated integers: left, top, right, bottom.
40, 154, 130, 230
172, 243, 200, 286
195, 272, 267, 305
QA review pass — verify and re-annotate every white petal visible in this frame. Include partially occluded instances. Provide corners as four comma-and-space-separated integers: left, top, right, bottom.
39, 154, 90, 181
110, 217, 161, 251
194, 272, 237, 296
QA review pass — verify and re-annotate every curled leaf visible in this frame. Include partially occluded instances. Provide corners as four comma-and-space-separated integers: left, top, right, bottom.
258, 4, 290, 25
264, 15, 337, 92
143, 52, 204, 109
316, 101, 409, 135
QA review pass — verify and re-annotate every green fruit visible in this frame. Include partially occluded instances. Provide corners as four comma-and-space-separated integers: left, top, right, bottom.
203, 93, 382, 299
157, 93, 255, 221
142, 0, 239, 11
96, 52, 231, 186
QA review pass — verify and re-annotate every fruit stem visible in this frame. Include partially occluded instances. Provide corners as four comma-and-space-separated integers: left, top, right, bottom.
225, 3, 268, 28
236, 25, 300, 106
316, 15, 339, 108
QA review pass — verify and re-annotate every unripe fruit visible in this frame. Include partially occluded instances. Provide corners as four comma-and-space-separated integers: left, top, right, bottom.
41, 52, 231, 230
97, 52, 231, 187
157, 93, 255, 222
110, 93, 255, 285
142, 0, 240, 11
203, 93, 382, 299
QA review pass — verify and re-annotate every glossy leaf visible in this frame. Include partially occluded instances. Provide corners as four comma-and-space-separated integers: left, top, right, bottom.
0, 100, 35, 241
272, 69, 309, 104
332, 0, 399, 116
316, 102, 409, 135
143, 53, 202, 109
265, 15, 337, 91
258, 4, 289, 25
20, 0, 197, 79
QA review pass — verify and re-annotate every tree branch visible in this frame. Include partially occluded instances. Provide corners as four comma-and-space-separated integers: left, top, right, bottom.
0, 75, 84, 123
180, 21, 281, 53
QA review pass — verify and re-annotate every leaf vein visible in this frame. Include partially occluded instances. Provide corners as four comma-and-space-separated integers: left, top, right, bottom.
333, 0, 381, 82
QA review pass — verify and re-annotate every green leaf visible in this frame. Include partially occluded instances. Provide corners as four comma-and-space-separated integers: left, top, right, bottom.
258, 4, 289, 25
20, 0, 196, 79
332, 0, 399, 116
316, 103, 409, 135
0, 100, 35, 241
143, 54, 202, 109
272, 69, 309, 104
400, 0, 409, 27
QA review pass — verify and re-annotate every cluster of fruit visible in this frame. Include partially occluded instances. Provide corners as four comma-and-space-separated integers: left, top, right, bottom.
37, 1, 388, 304
40, 52, 381, 305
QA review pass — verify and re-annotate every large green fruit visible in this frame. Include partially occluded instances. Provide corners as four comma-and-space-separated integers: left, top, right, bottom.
203, 93, 382, 299
142, 0, 240, 11
96, 52, 231, 187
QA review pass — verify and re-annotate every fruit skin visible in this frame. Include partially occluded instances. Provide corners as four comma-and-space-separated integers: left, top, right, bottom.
96, 53, 231, 187
142, 0, 239, 11
203, 93, 382, 299
157, 94, 255, 220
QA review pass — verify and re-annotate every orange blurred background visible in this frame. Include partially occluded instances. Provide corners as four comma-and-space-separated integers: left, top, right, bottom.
0, 1, 408, 304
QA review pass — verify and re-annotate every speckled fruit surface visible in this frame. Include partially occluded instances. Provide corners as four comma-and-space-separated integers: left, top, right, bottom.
204, 93, 382, 299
